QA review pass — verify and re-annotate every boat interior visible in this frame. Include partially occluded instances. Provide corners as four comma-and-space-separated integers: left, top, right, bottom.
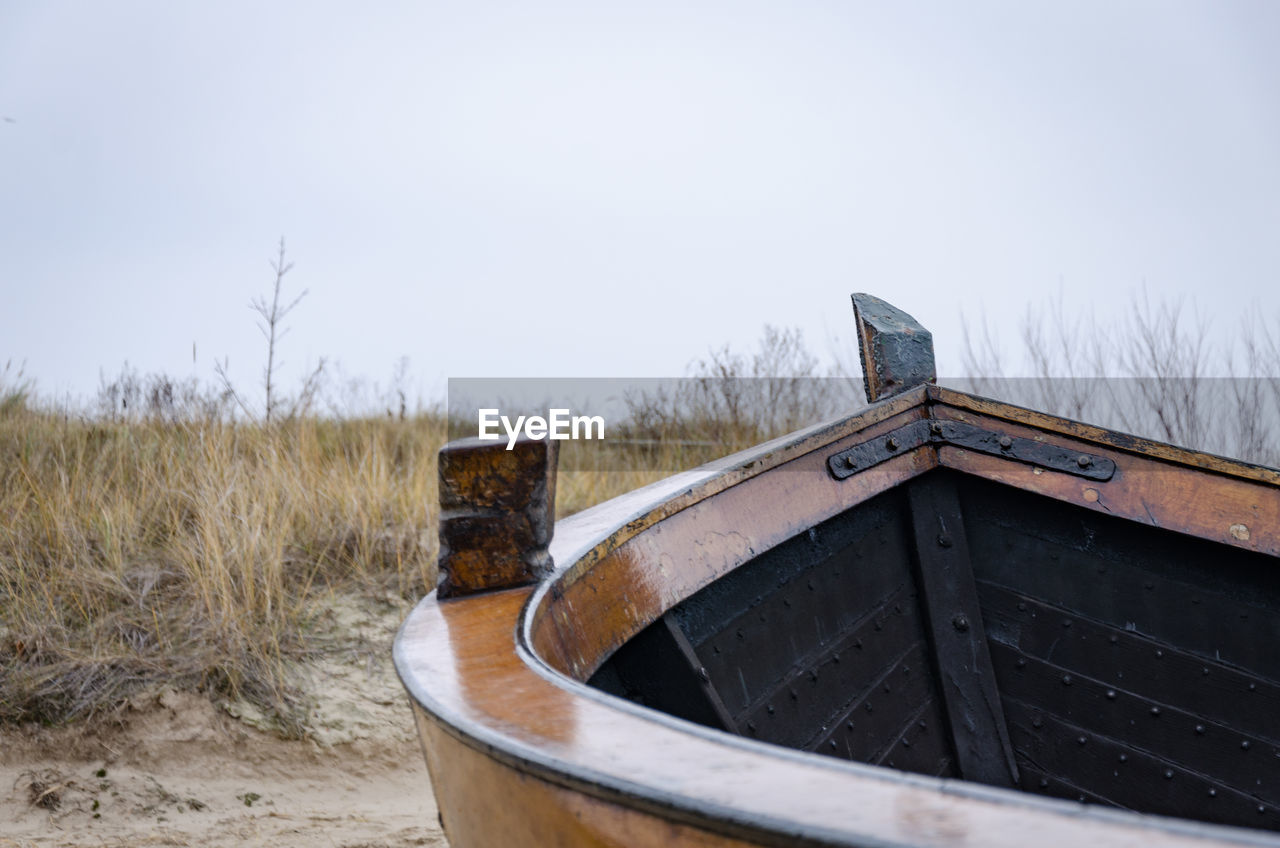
589, 467, 1280, 832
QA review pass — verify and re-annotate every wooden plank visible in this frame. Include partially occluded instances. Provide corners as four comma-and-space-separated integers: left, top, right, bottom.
932, 404, 1280, 558
907, 473, 1020, 788
734, 584, 923, 749
981, 584, 1280, 746
601, 612, 739, 733
929, 385, 1280, 487
872, 696, 955, 778
1004, 698, 1280, 832
683, 488, 916, 717
959, 477, 1280, 683
417, 714, 767, 848
989, 642, 1280, 804
798, 641, 934, 761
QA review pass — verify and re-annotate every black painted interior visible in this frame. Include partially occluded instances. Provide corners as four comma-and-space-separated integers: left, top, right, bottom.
588, 469, 1280, 832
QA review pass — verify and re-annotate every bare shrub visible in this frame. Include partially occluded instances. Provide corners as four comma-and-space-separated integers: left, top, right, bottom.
958, 291, 1280, 468
622, 324, 850, 446
217, 238, 326, 423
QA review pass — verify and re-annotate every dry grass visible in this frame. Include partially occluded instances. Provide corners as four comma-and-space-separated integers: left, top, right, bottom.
0, 409, 444, 733
0, 401, 778, 733
0, 320, 832, 732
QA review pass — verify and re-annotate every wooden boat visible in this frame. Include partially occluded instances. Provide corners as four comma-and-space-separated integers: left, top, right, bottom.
395, 294, 1280, 847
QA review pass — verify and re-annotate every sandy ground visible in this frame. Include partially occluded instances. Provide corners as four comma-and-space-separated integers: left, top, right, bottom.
0, 597, 446, 848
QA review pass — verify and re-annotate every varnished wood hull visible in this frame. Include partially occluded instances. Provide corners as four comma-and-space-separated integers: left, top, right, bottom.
396, 385, 1280, 847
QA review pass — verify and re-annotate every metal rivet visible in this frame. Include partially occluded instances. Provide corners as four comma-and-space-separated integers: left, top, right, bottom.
1202, 667, 1210, 676
918, 720, 927, 729
789, 688, 798, 700
846, 721, 854, 731
1062, 618, 1072, 628
1259, 806, 1266, 815
1249, 683, 1258, 692
843, 455, 857, 469
1077, 795, 1086, 803
1155, 650, 1163, 658
698, 667, 710, 682
832, 653, 840, 664
886, 437, 900, 451
902, 738, 911, 748
1106, 689, 1117, 700
830, 740, 838, 750
1062, 674, 1073, 686
1164, 769, 1174, 779
865, 703, 873, 713
1208, 788, 1217, 798
1016, 658, 1027, 669
1017, 602, 1027, 612
999, 436, 1013, 450
747, 722, 756, 733
1195, 724, 1205, 734
1150, 707, 1161, 717
953, 614, 970, 632
1077, 454, 1093, 468
930, 422, 943, 435
1242, 741, 1252, 751
1077, 736, 1087, 746
1108, 635, 1119, 645
1039, 778, 1049, 788
1118, 753, 1128, 763
1032, 717, 1044, 729
767, 705, 775, 715
936, 534, 952, 548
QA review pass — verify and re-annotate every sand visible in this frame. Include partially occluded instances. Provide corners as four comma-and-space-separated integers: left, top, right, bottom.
0, 596, 446, 848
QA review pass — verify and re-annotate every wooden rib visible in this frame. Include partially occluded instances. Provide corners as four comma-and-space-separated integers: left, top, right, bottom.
906, 474, 1019, 789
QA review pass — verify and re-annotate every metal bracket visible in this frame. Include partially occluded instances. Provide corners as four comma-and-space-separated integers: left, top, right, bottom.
827, 419, 1116, 482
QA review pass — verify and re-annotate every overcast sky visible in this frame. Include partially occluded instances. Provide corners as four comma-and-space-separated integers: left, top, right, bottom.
2, 2, 1278, 408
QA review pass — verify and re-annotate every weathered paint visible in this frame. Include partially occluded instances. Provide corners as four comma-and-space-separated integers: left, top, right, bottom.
852, 293, 936, 402
437, 435, 558, 598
